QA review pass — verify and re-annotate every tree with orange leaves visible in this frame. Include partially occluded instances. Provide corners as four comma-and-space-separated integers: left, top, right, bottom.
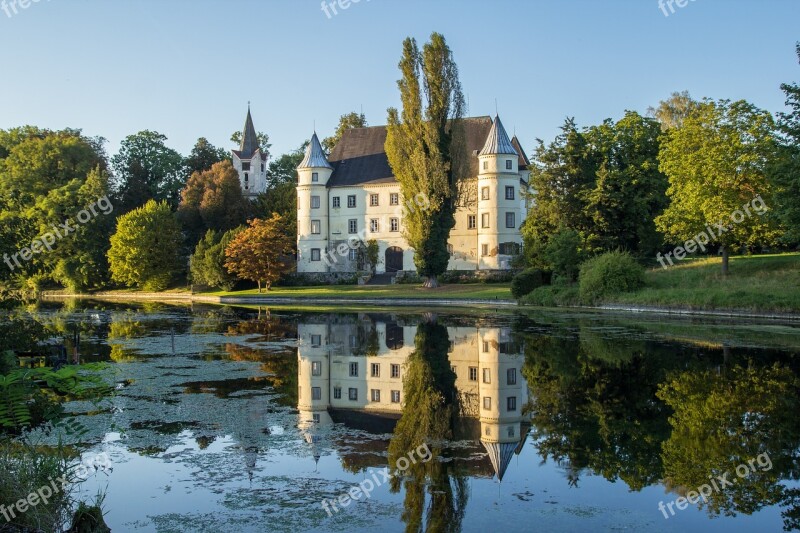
224, 214, 294, 292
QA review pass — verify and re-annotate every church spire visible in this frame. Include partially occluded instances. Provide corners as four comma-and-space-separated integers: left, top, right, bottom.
298, 132, 333, 169
240, 105, 260, 159
480, 115, 518, 156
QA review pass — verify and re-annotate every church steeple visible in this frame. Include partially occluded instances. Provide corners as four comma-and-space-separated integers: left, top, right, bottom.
240, 105, 260, 159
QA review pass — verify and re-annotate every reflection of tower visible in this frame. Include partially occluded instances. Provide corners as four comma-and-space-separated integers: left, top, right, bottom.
477, 328, 529, 482
297, 322, 334, 464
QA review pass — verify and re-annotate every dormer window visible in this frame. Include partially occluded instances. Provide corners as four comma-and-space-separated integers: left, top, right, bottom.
312, 172, 319, 182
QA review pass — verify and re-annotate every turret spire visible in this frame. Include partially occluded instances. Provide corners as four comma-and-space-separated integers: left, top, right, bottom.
298, 132, 333, 169
240, 106, 259, 159
480, 115, 518, 156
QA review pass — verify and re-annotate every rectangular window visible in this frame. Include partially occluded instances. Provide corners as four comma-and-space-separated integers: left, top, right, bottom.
391, 364, 400, 378
468, 367, 478, 381
481, 244, 489, 257
313, 413, 320, 423
371, 363, 380, 378
348, 219, 358, 234
371, 389, 381, 402
506, 212, 516, 228
483, 340, 490, 353
261, 163, 265, 172
349, 335, 357, 348
311, 196, 320, 209
390, 218, 399, 232
506, 160, 513, 170
507, 396, 517, 411
468, 215, 477, 230
451, 365, 457, 376
483, 161, 488, 170
311, 220, 321, 234
349, 388, 358, 401
242, 162, 251, 171
483, 397, 491, 410
333, 387, 342, 399
483, 368, 491, 383
391, 390, 401, 403
390, 193, 399, 206
311, 249, 321, 262
507, 368, 517, 385
311, 335, 322, 347
370, 194, 379, 207
349, 362, 359, 377
347, 195, 357, 208
332, 196, 341, 208
348, 248, 358, 261
505, 186, 515, 200
312, 387, 321, 400
481, 213, 490, 228
481, 187, 490, 200
312, 172, 319, 182
507, 426, 515, 437
311, 360, 322, 375
370, 219, 379, 232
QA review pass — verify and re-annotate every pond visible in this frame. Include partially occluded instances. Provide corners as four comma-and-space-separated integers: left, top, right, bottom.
14, 301, 800, 532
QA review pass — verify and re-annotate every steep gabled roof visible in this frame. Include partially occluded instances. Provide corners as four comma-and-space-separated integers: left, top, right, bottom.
511, 135, 530, 170
479, 115, 518, 156
298, 132, 333, 169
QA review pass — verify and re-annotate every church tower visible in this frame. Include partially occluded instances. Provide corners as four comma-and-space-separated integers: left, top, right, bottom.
477, 115, 523, 269
296, 133, 333, 273
231, 106, 268, 200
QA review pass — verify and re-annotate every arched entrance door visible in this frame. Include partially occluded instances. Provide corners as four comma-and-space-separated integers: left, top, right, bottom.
385, 247, 404, 273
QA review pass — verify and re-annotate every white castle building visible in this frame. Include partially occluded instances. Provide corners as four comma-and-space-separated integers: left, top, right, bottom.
295, 115, 531, 276
232, 107, 268, 200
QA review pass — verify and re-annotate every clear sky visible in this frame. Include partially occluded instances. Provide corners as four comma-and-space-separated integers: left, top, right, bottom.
1, 0, 798, 160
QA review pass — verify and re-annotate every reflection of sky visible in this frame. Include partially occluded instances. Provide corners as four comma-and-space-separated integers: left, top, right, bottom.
23, 304, 800, 532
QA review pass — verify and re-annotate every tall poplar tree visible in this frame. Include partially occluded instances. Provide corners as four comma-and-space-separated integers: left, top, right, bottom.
385, 33, 466, 288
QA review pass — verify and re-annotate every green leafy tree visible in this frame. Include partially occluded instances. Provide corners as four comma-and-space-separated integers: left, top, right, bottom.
189, 228, 242, 291
322, 112, 368, 153
111, 130, 185, 212
385, 33, 467, 288
108, 200, 183, 291
543, 227, 585, 281
772, 43, 800, 243
647, 91, 700, 130
655, 99, 783, 274
184, 137, 229, 178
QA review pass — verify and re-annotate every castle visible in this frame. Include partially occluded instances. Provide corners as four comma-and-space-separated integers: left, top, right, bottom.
233, 110, 531, 276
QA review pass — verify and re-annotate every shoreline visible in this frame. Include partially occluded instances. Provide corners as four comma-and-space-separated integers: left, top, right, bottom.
39, 291, 800, 320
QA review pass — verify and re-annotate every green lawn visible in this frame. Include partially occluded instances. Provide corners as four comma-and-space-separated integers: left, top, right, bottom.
609, 253, 800, 312
204, 283, 513, 301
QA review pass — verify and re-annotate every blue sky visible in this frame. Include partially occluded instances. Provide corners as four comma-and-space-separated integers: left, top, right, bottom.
0, 0, 798, 160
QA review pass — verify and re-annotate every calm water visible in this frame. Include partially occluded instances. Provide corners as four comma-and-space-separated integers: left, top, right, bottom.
18, 301, 800, 532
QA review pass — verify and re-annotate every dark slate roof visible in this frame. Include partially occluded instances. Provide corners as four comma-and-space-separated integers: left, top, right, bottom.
327, 116, 497, 188
239, 108, 260, 160
511, 135, 530, 170
232, 150, 267, 162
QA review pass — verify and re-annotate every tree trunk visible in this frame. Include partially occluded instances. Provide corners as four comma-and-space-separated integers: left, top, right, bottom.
721, 246, 730, 276
257, 280, 262, 293
423, 276, 440, 289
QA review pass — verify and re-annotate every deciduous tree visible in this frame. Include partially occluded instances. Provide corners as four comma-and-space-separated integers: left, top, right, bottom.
224, 214, 294, 292
322, 112, 367, 154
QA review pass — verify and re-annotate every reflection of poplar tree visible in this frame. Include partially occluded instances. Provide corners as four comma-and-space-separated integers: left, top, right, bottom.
388, 317, 468, 533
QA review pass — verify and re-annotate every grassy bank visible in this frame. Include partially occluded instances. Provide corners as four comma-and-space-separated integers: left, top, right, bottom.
521, 253, 800, 313
204, 283, 513, 301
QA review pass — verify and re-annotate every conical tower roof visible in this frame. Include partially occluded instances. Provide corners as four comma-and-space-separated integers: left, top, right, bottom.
298, 132, 333, 169
240, 107, 260, 159
481, 441, 518, 482
479, 115, 519, 156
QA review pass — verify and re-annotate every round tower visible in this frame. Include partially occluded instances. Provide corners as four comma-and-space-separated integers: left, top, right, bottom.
297, 133, 333, 273
477, 115, 521, 270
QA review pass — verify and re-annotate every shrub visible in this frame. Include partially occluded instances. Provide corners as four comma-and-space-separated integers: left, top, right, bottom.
511, 268, 552, 299
544, 227, 585, 282
579, 251, 645, 303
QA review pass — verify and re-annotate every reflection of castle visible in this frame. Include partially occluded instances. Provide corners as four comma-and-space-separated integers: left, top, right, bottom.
297, 316, 529, 481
